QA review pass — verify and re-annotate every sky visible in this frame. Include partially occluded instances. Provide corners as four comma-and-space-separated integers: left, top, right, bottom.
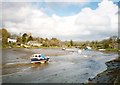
1, 0, 119, 41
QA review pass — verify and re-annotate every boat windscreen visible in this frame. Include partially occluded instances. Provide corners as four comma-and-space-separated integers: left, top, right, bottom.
41, 54, 46, 58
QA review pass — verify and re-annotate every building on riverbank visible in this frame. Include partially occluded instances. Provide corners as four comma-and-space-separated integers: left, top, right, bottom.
27, 41, 42, 47
7, 38, 17, 43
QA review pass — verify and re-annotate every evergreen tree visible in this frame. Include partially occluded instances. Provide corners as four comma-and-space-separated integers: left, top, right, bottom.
27, 36, 33, 42
22, 33, 28, 44
70, 40, 73, 46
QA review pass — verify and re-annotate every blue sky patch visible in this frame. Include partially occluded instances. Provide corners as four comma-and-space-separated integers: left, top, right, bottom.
32, 2, 99, 17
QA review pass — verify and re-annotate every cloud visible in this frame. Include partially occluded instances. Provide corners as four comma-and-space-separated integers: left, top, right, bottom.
2, 0, 120, 2
44, 0, 89, 2
2, 0, 118, 41
2, 0, 90, 2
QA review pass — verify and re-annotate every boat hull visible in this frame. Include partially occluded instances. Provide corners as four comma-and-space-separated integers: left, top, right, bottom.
31, 58, 49, 64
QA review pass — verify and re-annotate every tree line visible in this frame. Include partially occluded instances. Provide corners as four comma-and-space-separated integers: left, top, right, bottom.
0, 28, 119, 51
0, 28, 63, 47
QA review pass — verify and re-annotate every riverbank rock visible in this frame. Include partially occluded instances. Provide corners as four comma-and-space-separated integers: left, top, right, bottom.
87, 57, 120, 84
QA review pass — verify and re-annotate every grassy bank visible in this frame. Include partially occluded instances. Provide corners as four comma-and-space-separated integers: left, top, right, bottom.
1, 44, 63, 49
105, 48, 118, 52
95, 48, 119, 54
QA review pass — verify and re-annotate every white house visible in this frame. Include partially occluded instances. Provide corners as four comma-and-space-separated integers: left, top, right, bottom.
86, 46, 92, 50
7, 38, 17, 43
27, 41, 42, 47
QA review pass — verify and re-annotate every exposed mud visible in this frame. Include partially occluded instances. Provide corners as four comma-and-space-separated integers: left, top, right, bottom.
1, 48, 118, 83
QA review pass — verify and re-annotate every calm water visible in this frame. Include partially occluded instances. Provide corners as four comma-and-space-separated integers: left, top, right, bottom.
2, 48, 118, 83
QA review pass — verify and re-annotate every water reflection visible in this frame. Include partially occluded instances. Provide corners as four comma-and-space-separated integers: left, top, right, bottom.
31, 63, 49, 70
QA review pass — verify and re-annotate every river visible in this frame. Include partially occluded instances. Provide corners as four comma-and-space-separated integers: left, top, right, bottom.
1, 48, 118, 83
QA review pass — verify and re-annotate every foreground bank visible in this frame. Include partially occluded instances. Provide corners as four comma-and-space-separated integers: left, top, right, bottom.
87, 57, 120, 84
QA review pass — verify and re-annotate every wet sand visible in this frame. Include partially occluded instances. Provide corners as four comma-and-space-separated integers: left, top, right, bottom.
2, 48, 119, 83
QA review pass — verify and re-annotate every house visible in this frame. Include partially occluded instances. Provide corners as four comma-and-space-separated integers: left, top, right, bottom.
27, 41, 42, 47
23, 44, 30, 48
7, 38, 17, 43
86, 46, 92, 50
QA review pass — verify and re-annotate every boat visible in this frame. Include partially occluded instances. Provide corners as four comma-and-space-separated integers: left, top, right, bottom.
30, 54, 49, 64
78, 49, 82, 54
62, 48, 66, 50
84, 46, 92, 50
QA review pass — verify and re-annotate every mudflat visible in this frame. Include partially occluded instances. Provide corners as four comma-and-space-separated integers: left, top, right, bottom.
1, 48, 118, 83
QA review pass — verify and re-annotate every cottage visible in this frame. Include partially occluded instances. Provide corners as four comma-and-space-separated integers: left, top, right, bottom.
7, 38, 17, 43
86, 46, 92, 50
27, 41, 42, 47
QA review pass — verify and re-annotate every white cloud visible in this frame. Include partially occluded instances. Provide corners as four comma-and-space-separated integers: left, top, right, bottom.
2, 0, 90, 2
2, 0, 118, 41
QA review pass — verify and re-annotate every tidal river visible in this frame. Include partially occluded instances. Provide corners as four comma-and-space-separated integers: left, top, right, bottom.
1, 48, 118, 83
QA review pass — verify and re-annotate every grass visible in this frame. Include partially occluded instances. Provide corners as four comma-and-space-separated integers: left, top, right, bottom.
105, 48, 118, 52
2, 44, 63, 49
0, 44, 2, 49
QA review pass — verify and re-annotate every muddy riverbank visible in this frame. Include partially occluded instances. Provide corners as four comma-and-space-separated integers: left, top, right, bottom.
1, 48, 119, 83
2, 48, 69, 75
87, 57, 120, 84
2, 48, 69, 64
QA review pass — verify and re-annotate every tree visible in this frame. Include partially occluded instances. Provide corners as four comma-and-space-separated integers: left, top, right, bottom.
70, 40, 73, 46
39, 38, 44, 43
117, 37, 120, 43
22, 33, 28, 44
27, 35, 33, 42
17, 36, 22, 43
101, 39, 110, 49
49, 38, 60, 46
1, 28, 10, 45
